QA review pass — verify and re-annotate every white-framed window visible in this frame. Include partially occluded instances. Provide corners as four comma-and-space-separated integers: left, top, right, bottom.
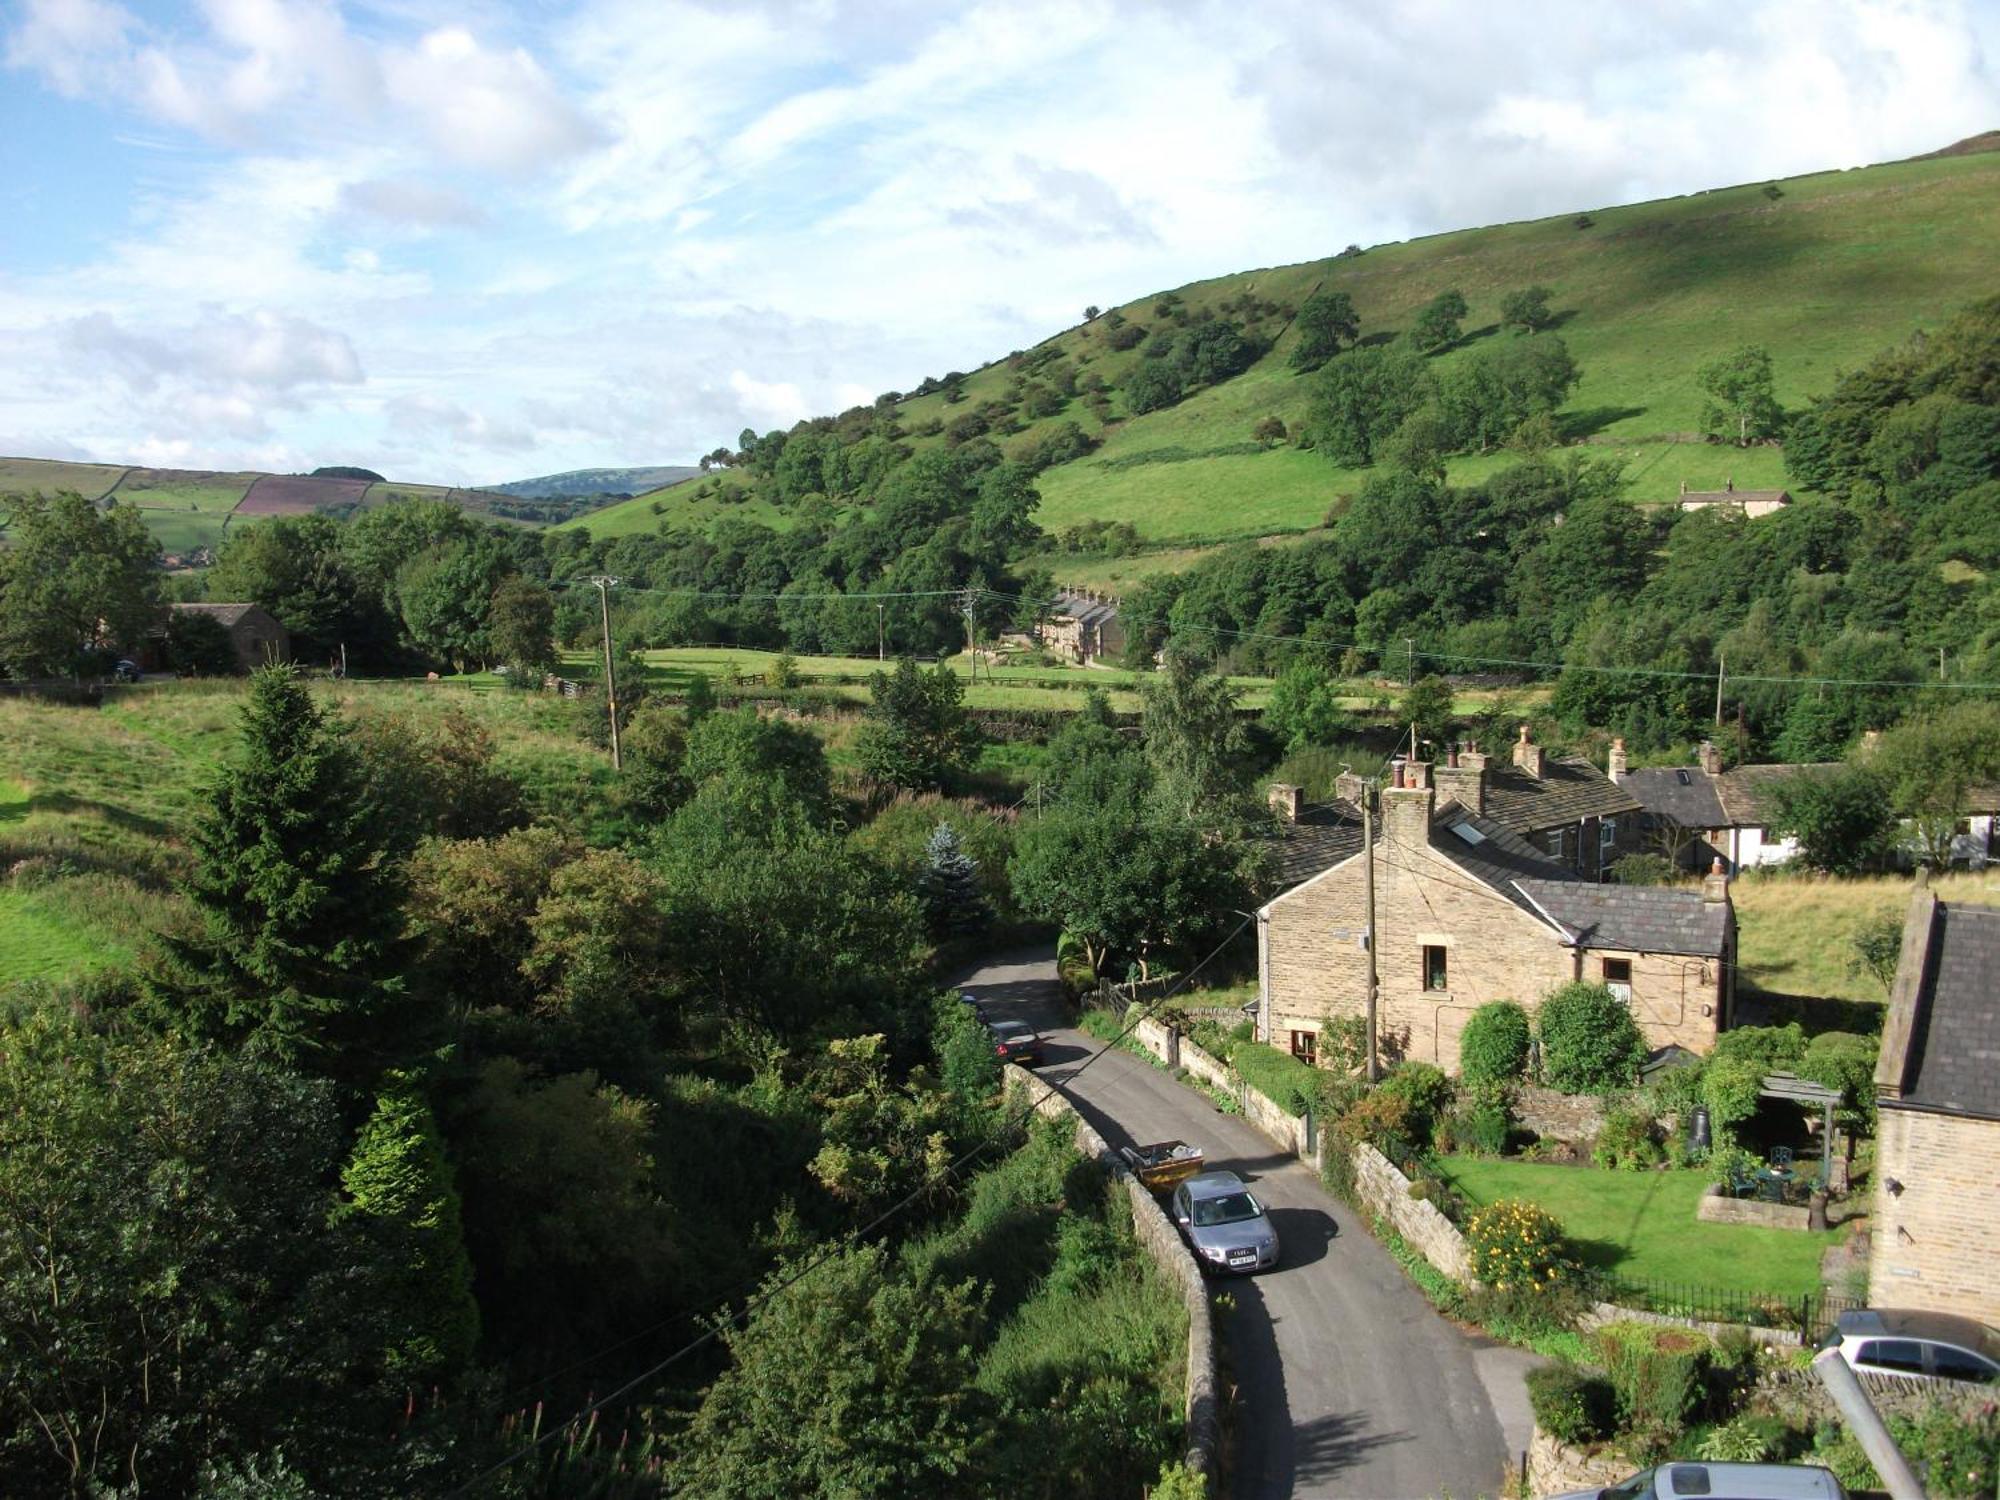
1601, 957, 1633, 1003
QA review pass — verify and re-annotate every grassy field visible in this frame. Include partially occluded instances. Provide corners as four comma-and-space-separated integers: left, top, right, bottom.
108, 468, 257, 513
0, 457, 127, 502
1732, 869, 2000, 1005
552, 470, 790, 538
0, 680, 616, 988
1437, 1157, 1831, 1298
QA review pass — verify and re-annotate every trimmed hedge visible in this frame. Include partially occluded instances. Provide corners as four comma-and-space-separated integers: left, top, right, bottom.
1222, 1040, 1320, 1116
1527, 1363, 1614, 1446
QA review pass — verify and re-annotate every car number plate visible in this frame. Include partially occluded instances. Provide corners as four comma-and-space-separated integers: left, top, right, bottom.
1229, 1249, 1255, 1264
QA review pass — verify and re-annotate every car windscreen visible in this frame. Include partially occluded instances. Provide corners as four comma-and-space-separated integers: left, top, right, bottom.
992, 1025, 1034, 1041
1191, 1192, 1262, 1227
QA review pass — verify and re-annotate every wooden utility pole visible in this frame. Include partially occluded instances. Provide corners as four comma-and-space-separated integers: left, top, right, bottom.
877, 603, 885, 662
1714, 652, 1726, 728
591, 576, 622, 771
1362, 791, 1380, 1084
1404, 637, 1415, 689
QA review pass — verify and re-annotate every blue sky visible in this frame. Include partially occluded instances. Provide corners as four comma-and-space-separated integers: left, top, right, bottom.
2, 0, 1995, 486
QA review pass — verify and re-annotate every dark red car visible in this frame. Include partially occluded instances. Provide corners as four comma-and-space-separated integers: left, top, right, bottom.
988, 1019, 1046, 1067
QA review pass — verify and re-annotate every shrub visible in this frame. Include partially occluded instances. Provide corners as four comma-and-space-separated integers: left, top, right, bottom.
1378, 1062, 1455, 1146
1527, 1363, 1614, 1446
1592, 1107, 1664, 1171
1537, 983, 1646, 1094
1611, 853, 1677, 886
1594, 1322, 1709, 1441
1459, 1001, 1532, 1086
1227, 1040, 1321, 1117
1452, 1099, 1512, 1157
1906, 1400, 2000, 1500
1464, 1199, 1573, 1298
1697, 1415, 1773, 1463
1700, 1057, 1766, 1134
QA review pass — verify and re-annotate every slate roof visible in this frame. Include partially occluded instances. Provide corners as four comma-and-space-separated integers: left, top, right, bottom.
1901, 901, 2000, 1117
1052, 592, 1119, 630
1515, 878, 1732, 958
171, 602, 267, 628
1619, 766, 1729, 828
1267, 799, 1365, 888
1680, 489, 1791, 505
1713, 762, 1840, 825
1480, 755, 1640, 834
1429, 804, 1575, 916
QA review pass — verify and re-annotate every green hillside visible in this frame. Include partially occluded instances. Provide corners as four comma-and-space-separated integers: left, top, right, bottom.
566, 147, 1999, 560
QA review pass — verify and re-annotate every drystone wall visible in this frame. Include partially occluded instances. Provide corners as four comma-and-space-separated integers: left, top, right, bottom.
1350, 1142, 1474, 1282
1002, 1067, 1218, 1481
1513, 1084, 1608, 1145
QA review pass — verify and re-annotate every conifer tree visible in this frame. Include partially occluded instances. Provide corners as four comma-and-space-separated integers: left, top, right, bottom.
154, 666, 417, 1082
919, 822, 989, 939
334, 1073, 480, 1384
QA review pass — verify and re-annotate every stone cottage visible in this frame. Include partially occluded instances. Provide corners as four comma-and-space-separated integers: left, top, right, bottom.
1256, 758, 1736, 1073
1870, 880, 2000, 1326
1042, 591, 1124, 665
167, 602, 292, 672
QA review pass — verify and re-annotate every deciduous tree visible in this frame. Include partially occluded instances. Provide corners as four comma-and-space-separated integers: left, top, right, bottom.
1289, 289, 1360, 372
0, 491, 159, 677
1698, 345, 1783, 445
857, 658, 980, 793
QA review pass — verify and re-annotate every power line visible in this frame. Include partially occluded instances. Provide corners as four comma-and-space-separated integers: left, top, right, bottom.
444, 913, 1257, 1497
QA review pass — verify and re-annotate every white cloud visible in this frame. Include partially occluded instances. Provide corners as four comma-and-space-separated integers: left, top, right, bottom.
338, 176, 489, 228
3, 0, 1997, 481
727, 370, 810, 430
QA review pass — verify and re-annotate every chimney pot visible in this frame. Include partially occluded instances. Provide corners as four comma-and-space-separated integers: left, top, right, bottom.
1608, 736, 1629, 783
1703, 856, 1731, 903
1382, 759, 1436, 850
1512, 725, 1546, 780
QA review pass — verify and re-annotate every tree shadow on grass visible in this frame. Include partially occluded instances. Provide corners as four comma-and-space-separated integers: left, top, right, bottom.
27, 790, 172, 840
1559, 405, 1649, 441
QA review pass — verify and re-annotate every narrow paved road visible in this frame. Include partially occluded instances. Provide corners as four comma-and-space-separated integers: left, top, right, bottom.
955, 949, 1535, 1500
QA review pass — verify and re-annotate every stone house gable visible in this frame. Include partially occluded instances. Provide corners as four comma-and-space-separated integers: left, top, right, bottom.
1870, 881, 2000, 1325
1258, 759, 1732, 1073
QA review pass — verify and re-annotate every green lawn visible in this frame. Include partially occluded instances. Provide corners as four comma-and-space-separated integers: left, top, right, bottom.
1437, 1157, 1830, 1298
0, 457, 127, 501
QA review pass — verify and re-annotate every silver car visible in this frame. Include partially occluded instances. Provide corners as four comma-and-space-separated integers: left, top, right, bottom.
1548, 1461, 1846, 1500
1818, 1307, 2000, 1384
1170, 1171, 1279, 1274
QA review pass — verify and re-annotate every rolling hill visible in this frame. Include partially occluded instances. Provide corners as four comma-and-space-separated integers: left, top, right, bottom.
560, 142, 2000, 585
486, 465, 701, 499
0, 458, 643, 564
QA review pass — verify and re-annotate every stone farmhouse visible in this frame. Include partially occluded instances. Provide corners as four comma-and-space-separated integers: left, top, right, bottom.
1042, 590, 1124, 665
1618, 739, 2000, 871
1256, 756, 1736, 1074
167, 603, 291, 672
1871, 879, 2000, 1326
1677, 479, 1792, 519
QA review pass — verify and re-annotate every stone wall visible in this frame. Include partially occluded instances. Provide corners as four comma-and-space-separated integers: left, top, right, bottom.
1512, 1084, 1608, 1145
1002, 1067, 1218, 1481
1350, 1142, 1473, 1283
1527, 1425, 1630, 1499
1696, 1187, 1813, 1232
1576, 1302, 1797, 1349
1869, 1106, 2000, 1326
1131, 1016, 1316, 1164
1753, 1363, 1997, 1428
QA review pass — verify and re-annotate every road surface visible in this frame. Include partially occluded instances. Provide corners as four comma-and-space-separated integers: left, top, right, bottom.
955, 948, 1535, 1500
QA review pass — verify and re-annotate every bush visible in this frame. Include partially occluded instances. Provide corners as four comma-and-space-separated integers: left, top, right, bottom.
1378, 1062, 1455, 1146
1459, 1001, 1532, 1086
1448, 1099, 1512, 1157
1464, 1199, 1573, 1298
1905, 1400, 2000, 1500
1229, 1041, 1322, 1116
1611, 853, 1678, 886
1537, 983, 1646, 1094
1527, 1363, 1614, 1446
1592, 1107, 1664, 1171
1700, 1057, 1766, 1135
1594, 1321, 1709, 1442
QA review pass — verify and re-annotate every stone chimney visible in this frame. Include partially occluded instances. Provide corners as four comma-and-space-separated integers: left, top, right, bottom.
1267, 782, 1303, 823
1334, 769, 1370, 808
1608, 736, 1628, 783
1512, 725, 1546, 780
1434, 742, 1487, 816
1382, 759, 1435, 852
1698, 740, 1722, 777
1703, 856, 1730, 904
